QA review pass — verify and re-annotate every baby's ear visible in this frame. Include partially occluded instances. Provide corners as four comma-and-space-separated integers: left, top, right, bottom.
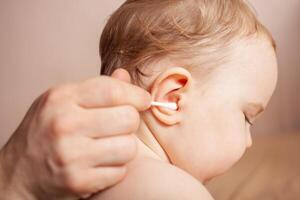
150, 67, 192, 125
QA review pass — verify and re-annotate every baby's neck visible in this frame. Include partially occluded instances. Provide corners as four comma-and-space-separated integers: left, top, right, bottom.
133, 119, 170, 163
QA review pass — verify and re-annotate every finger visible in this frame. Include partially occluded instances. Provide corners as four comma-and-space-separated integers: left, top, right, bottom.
111, 68, 131, 83
86, 167, 127, 193
77, 135, 137, 167
77, 105, 140, 138
75, 76, 151, 111
67, 166, 127, 196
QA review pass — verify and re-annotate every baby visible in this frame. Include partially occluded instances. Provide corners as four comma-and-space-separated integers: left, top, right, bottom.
92, 0, 278, 199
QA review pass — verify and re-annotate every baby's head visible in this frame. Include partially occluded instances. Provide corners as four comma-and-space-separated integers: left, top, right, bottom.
100, 0, 278, 182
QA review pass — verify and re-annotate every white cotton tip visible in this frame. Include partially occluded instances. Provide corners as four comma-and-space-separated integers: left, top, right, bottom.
151, 101, 178, 110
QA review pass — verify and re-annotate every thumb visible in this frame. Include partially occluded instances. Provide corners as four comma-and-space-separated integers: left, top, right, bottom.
111, 68, 131, 83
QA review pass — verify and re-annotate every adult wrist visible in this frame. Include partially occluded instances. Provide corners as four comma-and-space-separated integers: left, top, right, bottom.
0, 144, 37, 200
0, 148, 7, 194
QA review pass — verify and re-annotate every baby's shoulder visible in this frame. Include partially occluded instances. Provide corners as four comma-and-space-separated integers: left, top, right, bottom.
91, 158, 214, 200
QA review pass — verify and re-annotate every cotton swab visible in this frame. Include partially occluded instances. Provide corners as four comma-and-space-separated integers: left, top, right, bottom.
151, 101, 178, 110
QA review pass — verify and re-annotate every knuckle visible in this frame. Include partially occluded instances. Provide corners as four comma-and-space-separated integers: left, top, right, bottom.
63, 171, 85, 194
44, 84, 73, 106
55, 150, 68, 167
53, 142, 71, 166
51, 115, 74, 137
44, 86, 64, 105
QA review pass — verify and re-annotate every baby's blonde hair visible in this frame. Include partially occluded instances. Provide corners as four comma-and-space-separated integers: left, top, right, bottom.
100, 0, 275, 85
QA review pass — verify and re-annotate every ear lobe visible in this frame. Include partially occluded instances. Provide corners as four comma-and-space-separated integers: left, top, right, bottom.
150, 67, 192, 126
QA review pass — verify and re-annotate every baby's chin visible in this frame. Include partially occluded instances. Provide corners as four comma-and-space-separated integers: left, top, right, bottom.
194, 155, 245, 183
201, 167, 231, 183
197, 166, 232, 184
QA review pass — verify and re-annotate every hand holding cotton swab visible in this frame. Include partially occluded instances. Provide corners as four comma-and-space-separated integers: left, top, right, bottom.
151, 101, 178, 110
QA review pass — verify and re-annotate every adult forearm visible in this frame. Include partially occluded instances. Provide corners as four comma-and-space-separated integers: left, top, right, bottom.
0, 143, 37, 200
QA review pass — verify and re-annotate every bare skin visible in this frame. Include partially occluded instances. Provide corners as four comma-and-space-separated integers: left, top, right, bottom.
90, 37, 278, 200
0, 69, 151, 200
92, 157, 214, 200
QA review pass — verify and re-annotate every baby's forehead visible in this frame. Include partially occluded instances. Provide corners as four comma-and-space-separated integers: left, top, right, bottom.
191, 38, 277, 102
210, 38, 276, 77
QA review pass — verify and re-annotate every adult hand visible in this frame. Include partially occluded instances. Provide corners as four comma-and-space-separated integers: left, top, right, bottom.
0, 69, 151, 199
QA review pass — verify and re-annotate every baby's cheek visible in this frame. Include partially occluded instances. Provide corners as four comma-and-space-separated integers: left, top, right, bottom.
180, 104, 247, 179
208, 123, 247, 175
222, 115, 248, 163
223, 133, 247, 168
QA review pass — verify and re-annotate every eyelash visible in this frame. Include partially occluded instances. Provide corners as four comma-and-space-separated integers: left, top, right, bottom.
245, 115, 253, 126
